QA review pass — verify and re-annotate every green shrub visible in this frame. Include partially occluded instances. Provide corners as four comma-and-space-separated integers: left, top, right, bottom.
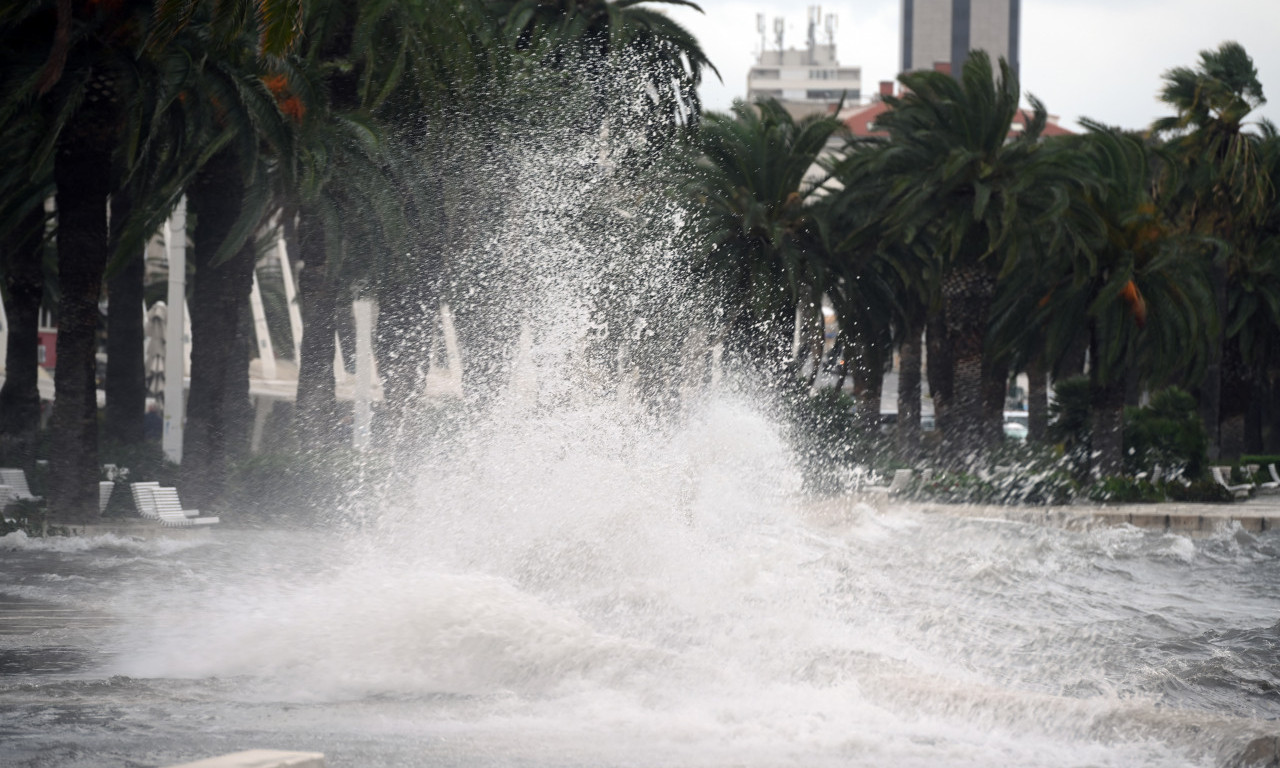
782, 384, 871, 494
912, 466, 1076, 506
1047, 376, 1092, 480
1123, 387, 1207, 480
1165, 478, 1234, 503
1087, 476, 1164, 504
1241, 455, 1280, 468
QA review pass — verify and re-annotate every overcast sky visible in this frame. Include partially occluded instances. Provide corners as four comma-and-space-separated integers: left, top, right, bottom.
664, 0, 1280, 133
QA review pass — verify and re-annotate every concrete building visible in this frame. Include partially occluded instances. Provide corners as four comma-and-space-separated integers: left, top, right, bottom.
746, 8, 860, 118
900, 0, 1020, 76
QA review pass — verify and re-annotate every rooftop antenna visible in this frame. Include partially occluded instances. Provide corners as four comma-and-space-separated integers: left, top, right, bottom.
756, 13, 765, 56
807, 6, 819, 55
773, 17, 784, 52
824, 13, 837, 47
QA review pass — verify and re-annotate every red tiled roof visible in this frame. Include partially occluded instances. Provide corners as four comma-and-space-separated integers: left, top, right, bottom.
841, 98, 1074, 138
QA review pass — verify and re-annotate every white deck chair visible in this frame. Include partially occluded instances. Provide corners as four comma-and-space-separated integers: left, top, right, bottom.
151, 487, 219, 526
0, 468, 43, 502
888, 469, 915, 495
99, 481, 115, 513
1258, 464, 1280, 493
1211, 466, 1253, 499
129, 481, 162, 519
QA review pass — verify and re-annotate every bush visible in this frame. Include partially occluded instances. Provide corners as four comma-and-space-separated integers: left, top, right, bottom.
783, 384, 872, 494
1047, 376, 1092, 480
0, 499, 68, 537
912, 466, 1076, 506
1123, 387, 1207, 480
1087, 476, 1164, 504
1165, 478, 1234, 503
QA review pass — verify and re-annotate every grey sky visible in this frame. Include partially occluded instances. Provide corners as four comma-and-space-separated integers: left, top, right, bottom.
664, 0, 1280, 132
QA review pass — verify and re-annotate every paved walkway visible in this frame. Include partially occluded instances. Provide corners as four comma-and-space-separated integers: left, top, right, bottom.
906, 496, 1280, 535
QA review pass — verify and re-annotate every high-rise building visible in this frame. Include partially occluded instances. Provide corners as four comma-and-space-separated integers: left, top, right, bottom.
900, 0, 1020, 76
746, 8, 861, 118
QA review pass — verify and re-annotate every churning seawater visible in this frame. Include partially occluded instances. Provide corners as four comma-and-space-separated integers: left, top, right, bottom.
1, 397, 1278, 768
5, 85, 1279, 767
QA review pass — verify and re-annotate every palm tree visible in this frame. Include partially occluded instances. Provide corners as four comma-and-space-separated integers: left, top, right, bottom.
1154, 41, 1272, 460
490, 0, 716, 143
689, 97, 846, 372
996, 125, 1213, 476
867, 52, 1079, 463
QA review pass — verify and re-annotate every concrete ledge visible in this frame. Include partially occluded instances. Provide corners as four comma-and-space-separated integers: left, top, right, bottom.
165, 750, 324, 768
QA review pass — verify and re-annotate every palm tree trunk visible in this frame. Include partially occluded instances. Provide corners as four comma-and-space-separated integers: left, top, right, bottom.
982, 358, 1009, 446
850, 340, 884, 434
1087, 326, 1126, 478
295, 206, 338, 447
1026, 357, 1048, 443
925, 312, 952, 435
1217, 338, 1251, 461
1199, 259, 1228, 461
0, 202, 47, 444
1090, 373, 1126, 478
896, 322, 923, 459
104, 191, 146, 446
183, 151, 256, 509
49, 115, 115, 522
221, 297, 254, 458
938, 264, 996, 462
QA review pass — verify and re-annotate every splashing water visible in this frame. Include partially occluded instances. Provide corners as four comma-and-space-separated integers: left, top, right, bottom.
3, 78, 1280, 768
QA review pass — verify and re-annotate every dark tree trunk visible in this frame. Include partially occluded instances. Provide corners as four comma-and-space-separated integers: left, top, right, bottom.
1090, 370, 1127, 478
49, 97, 116, 522
1087, 326, 1126, 478
295, 206, 338, 448
937, 264, 996, 464
0, 201, 47, 442
925, 311, 952, 436
850, 340, 884, 435
896, 322, 923, 459
1026, 357, 1048, 443
1054, 334, 1088, 380
1199, 259, 1228, 461
1245, 378, 1265, 455
104, 191, 146, 446
1217, 339, 1251, 461
982, 358, 1009, 446
832, 340, 850, 393
221, 297, 254, 459
183, 152, 257, 509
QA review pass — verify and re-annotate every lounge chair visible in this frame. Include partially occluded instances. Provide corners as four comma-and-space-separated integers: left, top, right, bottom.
99, 481, 115, 512
1211, 466, 1253, 499
129, 481, 162, 519
888, 469, 914, 495
0, 468, 43, 502
150, 486, 219, 527
1258, 464, 1280, 493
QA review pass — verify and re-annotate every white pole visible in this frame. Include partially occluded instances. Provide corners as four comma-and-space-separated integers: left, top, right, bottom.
249, 271, 277, 380
277, 236, 303, 364
352, 299, 374, 451
162, 196, 187, 464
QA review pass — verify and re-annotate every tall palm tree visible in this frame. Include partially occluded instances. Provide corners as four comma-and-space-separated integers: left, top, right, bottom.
1154, 41, 1271, 460
996, 125, 1213, 476
868, 52, 1079, 462
689, 97, 846, 372
490, 0, 716, 142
